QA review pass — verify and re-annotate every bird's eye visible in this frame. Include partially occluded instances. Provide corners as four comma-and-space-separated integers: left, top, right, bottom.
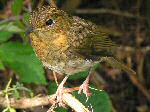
46, 19, 54, 26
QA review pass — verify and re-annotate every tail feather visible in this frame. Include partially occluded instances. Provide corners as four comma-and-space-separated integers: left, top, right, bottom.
100, 57, 136, 75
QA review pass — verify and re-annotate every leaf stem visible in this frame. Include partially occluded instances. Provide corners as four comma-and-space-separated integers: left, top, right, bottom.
4, 78, 12, 108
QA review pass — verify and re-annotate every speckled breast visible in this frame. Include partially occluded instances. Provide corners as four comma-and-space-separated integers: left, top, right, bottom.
29, 32, 49, 63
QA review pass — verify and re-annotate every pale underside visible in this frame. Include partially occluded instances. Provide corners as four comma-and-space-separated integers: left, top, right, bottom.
43, 59, 99, 75
30, 31, 100, 75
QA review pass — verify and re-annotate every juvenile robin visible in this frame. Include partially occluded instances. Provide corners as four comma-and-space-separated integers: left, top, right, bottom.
29, 5, 135, 106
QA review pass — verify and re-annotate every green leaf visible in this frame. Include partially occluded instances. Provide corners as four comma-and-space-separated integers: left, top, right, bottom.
23, 13, 30, 25
0, 42, 47, 85
0, 59, 5, 70
12, 89, 20, 99
69, 70, 89, 80
13, 21, 27, 42
12, 82, 34, 97
0, 32, 13, 43
12, 0, 23, 15
48, 82, 57, 95
14, 21, 25, 30
73, 88, 112, 112
0, 22, 24, 32
9, 108, 16, 112
68, 64, 100, 80
2, 108, 8, 112
2, 107, 16, 112
54, 107, 68, 112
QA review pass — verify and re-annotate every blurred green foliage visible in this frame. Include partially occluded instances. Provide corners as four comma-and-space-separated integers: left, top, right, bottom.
0, 59, 5, 70
73, 89, 112, 112
0, 0, 46, 85
0, 32, 13, 43
12, 0, 23, 15
0, 42, 47, 84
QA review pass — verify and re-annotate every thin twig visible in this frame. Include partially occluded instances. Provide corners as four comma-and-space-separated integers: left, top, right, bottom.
0, 16, 22, 24
53, 71, 59, 86
126, 56, 150, 101
0, 93, 90, 112
115, 46, 150, 54
4, 78, 12, 108
129, 75, 150, 101
0, 95, 53, 109
38, 0, 44, 8
50, 0, 57, 8
75, 8, 144, 19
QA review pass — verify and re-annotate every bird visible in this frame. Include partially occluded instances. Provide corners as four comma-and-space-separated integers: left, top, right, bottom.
29, 5, 136, 106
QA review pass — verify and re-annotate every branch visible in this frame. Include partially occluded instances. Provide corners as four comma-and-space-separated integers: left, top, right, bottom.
0, 95, 52, 109
0, 93, 90, 112
0, 16, 22, 24
50, 0, 57, 8
75, 8, 144, 19
63, 93, 89, 112
115, 46, 150, 54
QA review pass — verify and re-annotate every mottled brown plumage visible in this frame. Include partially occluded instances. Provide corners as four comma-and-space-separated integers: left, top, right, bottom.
29, 5, 136, 107
29, 6, 118, 75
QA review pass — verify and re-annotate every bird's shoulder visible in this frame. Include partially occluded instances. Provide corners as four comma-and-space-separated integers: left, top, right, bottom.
67, 16, 116, 59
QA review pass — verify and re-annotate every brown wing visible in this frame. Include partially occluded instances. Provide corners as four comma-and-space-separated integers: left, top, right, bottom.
79, 32, 116, 50
70, 16, 116, 59
74, 32, 116, 59
70, 16, 136, 75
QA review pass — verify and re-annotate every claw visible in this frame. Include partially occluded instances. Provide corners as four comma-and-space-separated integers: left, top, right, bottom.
78, 75, 92, 100
55, 76, 69, 107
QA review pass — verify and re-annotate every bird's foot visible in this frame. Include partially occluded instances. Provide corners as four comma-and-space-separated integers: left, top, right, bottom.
55, 76, 69, 107
78, 75, 92, 100
48, 76, 69, 111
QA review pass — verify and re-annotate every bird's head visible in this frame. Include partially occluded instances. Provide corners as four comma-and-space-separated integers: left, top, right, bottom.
29, 6, 72, 41
29, 6, 72, 62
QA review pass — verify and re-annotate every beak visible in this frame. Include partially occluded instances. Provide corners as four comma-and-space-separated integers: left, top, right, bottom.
26, 27, 33, 36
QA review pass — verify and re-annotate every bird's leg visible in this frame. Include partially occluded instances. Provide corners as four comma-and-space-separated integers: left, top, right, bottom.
78, 68, 93, 99
54, 75, 69, 107
78, 75, 92, 97
52, 71, 59, 86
